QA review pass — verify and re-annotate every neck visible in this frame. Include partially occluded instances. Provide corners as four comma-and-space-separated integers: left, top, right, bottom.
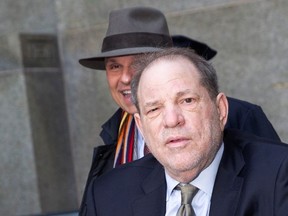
166, 156, 215, 183
166, 169, 201, 183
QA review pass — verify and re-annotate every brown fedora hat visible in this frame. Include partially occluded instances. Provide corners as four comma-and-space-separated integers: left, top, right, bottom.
79, 6, 173, 70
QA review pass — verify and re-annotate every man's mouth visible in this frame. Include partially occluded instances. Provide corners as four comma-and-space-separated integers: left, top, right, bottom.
166, 137, 186, 143
122, 90, 131, 97
165, 136, 190, 148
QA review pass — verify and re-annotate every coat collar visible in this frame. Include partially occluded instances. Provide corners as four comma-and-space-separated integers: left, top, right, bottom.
132, 158, 167, 216
100, 108, 123, 145
209, 129, 246, 216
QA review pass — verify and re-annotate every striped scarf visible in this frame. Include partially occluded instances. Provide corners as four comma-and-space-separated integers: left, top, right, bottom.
113, 111, 136, 167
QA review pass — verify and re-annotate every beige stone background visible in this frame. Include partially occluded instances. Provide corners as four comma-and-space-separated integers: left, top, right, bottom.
0, 0, 287, 215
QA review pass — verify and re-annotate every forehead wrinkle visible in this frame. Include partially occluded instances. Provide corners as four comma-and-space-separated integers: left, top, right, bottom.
138, 58, 200, 105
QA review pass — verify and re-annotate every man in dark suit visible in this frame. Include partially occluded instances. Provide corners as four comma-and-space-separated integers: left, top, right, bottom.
78, 6, 280, 214
83, 47, 288, 215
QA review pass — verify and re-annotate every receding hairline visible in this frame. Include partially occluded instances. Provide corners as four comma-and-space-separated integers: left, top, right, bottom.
136, 55, 202, 104
131, 47, 219, 113
143, 53, 195, 71
139, 54, 201, 86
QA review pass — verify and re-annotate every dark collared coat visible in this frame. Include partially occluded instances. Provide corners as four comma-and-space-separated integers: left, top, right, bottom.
83, 129, 288, 216
79, 97, 281, 215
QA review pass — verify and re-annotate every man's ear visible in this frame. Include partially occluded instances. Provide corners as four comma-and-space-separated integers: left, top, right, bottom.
216, 93, 229, 131
134, 112, 144, 138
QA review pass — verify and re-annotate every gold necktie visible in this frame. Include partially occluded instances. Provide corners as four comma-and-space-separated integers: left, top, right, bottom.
176, 184, 199, 216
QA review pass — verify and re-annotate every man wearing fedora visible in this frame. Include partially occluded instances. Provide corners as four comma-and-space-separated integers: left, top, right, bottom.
78, 6, 280, 215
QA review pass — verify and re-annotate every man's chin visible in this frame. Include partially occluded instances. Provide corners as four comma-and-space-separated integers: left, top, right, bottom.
120, 104, 137, 114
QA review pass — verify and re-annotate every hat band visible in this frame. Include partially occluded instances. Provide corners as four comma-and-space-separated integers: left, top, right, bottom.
102, 33, 173, 52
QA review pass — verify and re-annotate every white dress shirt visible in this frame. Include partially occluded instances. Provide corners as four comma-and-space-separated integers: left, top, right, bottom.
134, 128, 145, 159
165, 144, 224, 216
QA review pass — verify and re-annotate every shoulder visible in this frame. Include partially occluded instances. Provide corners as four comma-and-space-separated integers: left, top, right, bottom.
217, 129, 288, 215
227, 97, 262, 112
225, 97, 280, 141
223, 129, 288, 192
224, 128, 286, 148
224, 129, 288, 163
84, 155, 165, 215
92, 154, 161, 189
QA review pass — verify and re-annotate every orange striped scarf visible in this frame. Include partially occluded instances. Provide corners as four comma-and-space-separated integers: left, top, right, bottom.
113, 111, 136, 167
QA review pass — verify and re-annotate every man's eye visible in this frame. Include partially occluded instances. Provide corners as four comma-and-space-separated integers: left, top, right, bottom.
181, 97, 198, 110
184, 98, 193, 103
148, 107, 158, 113
107, 64, 120, 71
146, 107, 161, 118
110, 64, 120, 70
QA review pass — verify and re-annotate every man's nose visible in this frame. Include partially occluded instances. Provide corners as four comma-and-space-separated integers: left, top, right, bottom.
163, 106, 185, 128
120, 67, 134, 84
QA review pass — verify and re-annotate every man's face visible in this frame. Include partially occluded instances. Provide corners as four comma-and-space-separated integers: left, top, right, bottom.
134, 57, 228, 182
105, 55, 137, 114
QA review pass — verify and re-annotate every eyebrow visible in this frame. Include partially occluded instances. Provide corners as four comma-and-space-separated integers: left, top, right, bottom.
143, 89, 193, 108
105, 58, 117, 64
176, 89, 191, 97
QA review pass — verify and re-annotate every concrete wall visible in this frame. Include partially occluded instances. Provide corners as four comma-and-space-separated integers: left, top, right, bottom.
0, 1, 78, 215
0, 0, 287, 215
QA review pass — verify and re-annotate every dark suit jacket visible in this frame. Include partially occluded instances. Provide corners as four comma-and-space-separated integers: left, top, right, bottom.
226, 97, 280, 141
83, 129, 288, 216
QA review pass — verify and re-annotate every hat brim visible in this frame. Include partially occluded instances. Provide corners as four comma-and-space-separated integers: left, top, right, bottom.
172, 35, 217, 61
79, 47, 164, 70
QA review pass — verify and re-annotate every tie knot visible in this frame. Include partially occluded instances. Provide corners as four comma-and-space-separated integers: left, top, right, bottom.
176, 184, 199, 204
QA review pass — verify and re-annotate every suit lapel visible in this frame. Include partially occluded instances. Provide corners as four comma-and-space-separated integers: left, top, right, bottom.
132, 162, 167, 216
132, 129, 247, 216
210, 130, 245, 216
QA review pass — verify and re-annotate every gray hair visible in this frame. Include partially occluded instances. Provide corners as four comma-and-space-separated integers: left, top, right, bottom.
131, 47, 219, 113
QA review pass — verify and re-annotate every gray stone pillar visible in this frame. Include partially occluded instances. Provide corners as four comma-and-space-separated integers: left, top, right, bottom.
20, 33, 78, 213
